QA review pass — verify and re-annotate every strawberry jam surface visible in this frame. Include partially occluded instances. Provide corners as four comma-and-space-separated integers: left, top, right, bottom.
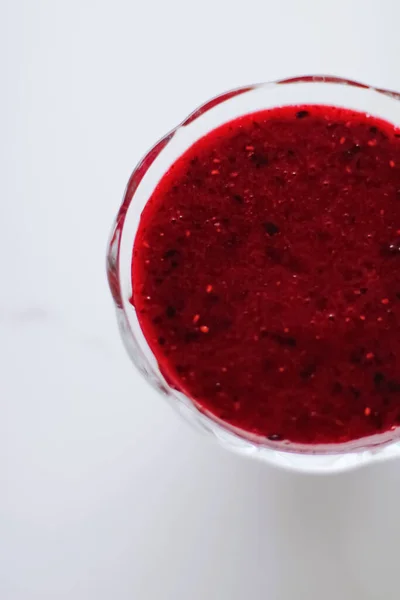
131, 105, 400, 446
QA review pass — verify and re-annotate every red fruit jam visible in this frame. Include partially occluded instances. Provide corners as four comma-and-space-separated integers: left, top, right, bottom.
131, 105, 400, 445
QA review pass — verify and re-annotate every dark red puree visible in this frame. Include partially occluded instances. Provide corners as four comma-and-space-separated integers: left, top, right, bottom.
132, 105, 400, 445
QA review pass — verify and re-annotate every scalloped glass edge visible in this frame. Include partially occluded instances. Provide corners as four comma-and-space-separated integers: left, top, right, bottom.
107, 75, 400, 473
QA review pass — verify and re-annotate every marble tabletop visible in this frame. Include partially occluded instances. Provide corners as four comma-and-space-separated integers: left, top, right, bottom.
3, 1, 400, 598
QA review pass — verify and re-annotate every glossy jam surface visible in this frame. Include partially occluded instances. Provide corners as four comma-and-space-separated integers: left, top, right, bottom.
131, 105, 400, 445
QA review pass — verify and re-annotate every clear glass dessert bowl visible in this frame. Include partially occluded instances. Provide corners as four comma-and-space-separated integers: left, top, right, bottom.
107, 75, 400, 473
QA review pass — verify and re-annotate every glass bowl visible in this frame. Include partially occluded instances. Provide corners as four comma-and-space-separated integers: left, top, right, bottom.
107, 75, 400, 473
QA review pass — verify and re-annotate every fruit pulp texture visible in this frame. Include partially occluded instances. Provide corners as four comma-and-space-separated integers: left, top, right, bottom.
131, 105, 400, 445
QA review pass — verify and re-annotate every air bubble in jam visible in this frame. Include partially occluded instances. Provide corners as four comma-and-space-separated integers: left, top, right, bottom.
131, 104, 400, 446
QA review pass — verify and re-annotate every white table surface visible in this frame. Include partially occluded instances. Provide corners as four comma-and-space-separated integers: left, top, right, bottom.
3, 1, 400, 598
